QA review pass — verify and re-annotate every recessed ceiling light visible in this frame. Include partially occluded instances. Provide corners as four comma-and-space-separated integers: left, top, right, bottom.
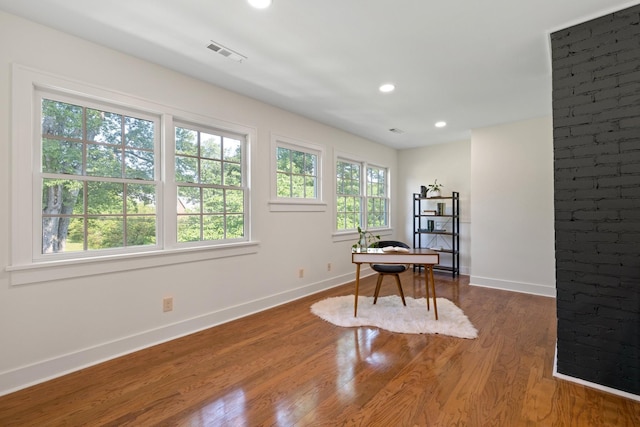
379, 83, 395, 93
435, 121, 447, 128
248, 0, 272, 9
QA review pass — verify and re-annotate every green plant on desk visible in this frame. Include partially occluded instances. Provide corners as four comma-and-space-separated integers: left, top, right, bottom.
352, 226, 380, 250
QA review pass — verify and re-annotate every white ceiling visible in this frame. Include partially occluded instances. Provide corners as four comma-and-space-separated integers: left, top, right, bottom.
1, 0, 637, 149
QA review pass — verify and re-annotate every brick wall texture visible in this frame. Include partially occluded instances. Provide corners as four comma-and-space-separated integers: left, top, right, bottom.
551, 5, 640, 395
551, 4, 640, 395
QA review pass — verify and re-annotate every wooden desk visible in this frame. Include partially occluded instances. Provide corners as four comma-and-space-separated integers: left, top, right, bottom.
351, 248, 440, 319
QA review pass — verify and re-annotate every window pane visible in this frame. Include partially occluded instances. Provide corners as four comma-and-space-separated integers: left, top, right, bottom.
201, 133, 221, 159
125, 149, 154, 180
87, 182, 124, 215
304, 153, 317, 175
87, 216, 124, 249
126, 216, 156, 246
175, 127, 198, 156
42, 179, 84, 215
42, 217, 68, 254
277, 147, 291, 172
42, 139, 83, 174
203, 215, 223, 240
305, 176, 317, 198
224, 163, 242, 187
226, 190, 244, 213
277, 173, 291, 197
226, 214, 244, 239
125, 116, 154, 150
201, 159, 222, 185
203, 188, 224, 213
87, 144, 122, 178
291, 150, 305, 174
42, 179, 84, 254
175, 156, 198, 183
64, 218, 85, 252
291, 175, 305, 198
126, 184, 156, 214
177, 215, 201, 242
42, 99, 82, 139
87, 109, 122, 145
223, 137, 241, 162
178, 186, 201, 214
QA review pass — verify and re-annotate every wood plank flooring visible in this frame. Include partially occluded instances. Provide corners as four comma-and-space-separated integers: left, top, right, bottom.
1, 271, 639, 426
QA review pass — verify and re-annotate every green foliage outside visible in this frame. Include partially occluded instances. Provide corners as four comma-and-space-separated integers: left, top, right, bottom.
276, 146, 317, 198
336, 161, 388, 231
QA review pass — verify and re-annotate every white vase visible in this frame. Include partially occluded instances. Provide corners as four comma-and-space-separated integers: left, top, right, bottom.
428, 189, 441, 198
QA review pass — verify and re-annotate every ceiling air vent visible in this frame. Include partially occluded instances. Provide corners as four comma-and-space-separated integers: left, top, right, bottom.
206, 41, 247, 62
389, 128, 404, 134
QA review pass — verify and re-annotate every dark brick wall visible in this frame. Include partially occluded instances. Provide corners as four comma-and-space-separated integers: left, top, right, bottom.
552, 5, 640, 396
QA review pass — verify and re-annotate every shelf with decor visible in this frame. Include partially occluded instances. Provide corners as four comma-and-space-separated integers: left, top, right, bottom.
413, 191, 460, 276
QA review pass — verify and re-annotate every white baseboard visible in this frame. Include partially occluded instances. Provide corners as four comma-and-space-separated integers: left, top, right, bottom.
0, 270, 367, 397
470, 275, 556, 297
553, 344, 640, 402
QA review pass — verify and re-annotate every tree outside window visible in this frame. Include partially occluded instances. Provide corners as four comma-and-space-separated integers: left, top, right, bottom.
175, 125, 245, 242
41, 98, 157, 254
276, 146, 318, 199
336, 159, 388, 231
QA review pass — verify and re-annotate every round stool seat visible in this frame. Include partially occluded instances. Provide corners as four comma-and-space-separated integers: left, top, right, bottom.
371, 264, 407, 274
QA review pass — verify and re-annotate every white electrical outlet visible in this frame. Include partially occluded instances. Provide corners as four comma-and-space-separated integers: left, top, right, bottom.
299, 268, 304, 278
163, 296, 173, 312
327, 262, 332, 271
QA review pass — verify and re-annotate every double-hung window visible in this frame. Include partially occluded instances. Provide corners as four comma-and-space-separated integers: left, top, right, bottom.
366, 166, 388, 228
336, 157, 389, 231
269, 134, 325, 212
276, 146, 317, 199
40, 95, 159, 255
9, 66, 253, 285
175, 124, 245, 242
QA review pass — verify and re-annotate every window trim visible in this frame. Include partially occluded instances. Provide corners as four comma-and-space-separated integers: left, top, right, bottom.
35, 90, 163, 261
268, 133, 326, 212
8, 64, 257, 286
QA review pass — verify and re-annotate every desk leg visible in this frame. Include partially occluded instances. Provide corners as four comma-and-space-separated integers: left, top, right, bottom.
423, 265, 438, 320
354, 263, 361, 317
424, 264, 430, 310
430, 265, 438, 320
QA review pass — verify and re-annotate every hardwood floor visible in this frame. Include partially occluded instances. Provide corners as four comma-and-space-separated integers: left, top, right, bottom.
1, 272, 638, 426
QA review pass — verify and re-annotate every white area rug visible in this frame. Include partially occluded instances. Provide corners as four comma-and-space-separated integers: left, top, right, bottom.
311, 295, 478, 339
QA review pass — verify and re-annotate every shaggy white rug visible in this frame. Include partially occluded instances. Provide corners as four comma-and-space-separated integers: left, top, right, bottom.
311, 295, 478, 339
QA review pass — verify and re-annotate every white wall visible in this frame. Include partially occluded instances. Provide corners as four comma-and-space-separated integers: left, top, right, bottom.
0, 11, 398, 395
470, 117, 555, 296
397, 140, 471, 274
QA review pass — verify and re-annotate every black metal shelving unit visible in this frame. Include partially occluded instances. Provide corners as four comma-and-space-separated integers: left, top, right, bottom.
413, 191, 460, 276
